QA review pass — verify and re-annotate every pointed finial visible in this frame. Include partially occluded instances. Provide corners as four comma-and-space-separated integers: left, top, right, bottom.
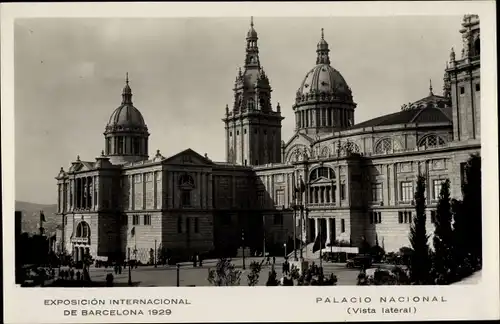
277, 102, 281, 112
60, 166, 64, 172
321, 28, 324, 40
76, 155, 80, 161
250, 16, 254, 27
101, 150, 104, 156
429, 79, 433, 95
156, 149, 160, 156
126, 72, 129, 84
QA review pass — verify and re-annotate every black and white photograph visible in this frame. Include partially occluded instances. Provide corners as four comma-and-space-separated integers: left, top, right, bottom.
2, 1, 498, 323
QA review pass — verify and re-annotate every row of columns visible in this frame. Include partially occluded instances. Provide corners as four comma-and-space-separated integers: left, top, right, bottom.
309, 185, 336, 204
60, 176, 100, 212
73, 246, 90, 262
105, 135, 147, 156
166, 171, 213, 209
296, 108, 354, 129
313, 218, 337, 245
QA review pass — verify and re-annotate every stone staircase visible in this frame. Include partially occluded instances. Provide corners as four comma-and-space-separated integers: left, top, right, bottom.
287, 243, 319, 260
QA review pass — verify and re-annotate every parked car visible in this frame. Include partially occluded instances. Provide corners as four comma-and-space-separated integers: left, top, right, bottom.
346, 254, 373, 269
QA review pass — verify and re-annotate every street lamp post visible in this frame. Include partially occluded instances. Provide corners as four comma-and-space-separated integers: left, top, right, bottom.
241, 229, 246, 270
299, 205, 304, 260
291, 203, 298, 261
128, 262, 132, 286
154, 240, 157, 268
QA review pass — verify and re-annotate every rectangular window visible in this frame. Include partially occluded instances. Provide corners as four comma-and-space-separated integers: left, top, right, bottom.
398, 211, 412, 224
275, 189, 285, 206
430, 210, 437, 224
400, 181, 413, 203
273, 213, 284, 226
143, 214, 151, 226
341, 219, 345, 233
134, 174, 142, 183
370, 212, 382, 224
230, 132, 232, 137
371, 183, 383, 201
132, 214, 140, 225
237, 130, 239, 135
177, 216, 182, 233
460, 162, 468, 189
64, 215, 68, 226
257, 191, 265, 207
122, 214, 128, 225
181, 190, 191, 207
340, 184, 346, 200
475, 83, 480, 92
460, 86, 465, 95
244, 129, 247, 134
432, 179, 446, 200
194, 218, 199, 233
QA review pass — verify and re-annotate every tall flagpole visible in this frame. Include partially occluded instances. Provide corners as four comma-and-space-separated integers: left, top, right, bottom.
292, 171, 297, 261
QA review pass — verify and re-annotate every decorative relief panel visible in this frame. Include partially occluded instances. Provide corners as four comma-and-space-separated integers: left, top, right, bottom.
274, 174, 284, 183
431, 159, 446, 171
399, 162, 412, 173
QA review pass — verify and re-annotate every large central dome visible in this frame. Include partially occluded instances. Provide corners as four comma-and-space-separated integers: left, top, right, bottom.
297, 64, 351, 100
293, 29, 356, 133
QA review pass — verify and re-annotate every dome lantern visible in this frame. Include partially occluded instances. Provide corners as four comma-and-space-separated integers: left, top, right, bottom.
104, 73, 149, 165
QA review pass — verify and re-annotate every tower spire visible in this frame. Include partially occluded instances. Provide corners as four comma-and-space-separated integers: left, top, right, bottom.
316, 28, 330, 65
429, 79, 433, 96
245, 17, 260, 68
122, 72, 133, 105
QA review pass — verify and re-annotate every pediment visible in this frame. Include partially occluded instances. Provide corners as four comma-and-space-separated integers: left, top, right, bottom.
69, 161, 95, 173
163, 148, 214, 166
310, 176, 334, 185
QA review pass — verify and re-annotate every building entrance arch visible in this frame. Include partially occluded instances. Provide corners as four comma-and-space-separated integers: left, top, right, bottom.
71, 221, 91, 262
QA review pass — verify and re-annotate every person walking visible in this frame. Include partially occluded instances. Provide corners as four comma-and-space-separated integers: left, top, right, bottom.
69, 268, 75, 280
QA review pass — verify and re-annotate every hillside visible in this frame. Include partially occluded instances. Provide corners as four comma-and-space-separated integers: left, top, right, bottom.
15, 201, 59, 235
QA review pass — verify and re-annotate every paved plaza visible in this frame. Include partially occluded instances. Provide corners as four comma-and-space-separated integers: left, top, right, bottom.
86, 257, 360, 287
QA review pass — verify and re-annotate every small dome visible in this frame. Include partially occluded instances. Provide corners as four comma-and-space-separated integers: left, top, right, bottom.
107, 104, 146, 129
297, 64, 352, 101
105, 75, 148, 132
247, 16, 257, 38
247, 26, 257, 38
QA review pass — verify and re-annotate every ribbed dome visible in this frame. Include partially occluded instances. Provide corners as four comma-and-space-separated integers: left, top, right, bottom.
297, 64, 352, 101
107, 104, 146, 129
105, 75, 148, 133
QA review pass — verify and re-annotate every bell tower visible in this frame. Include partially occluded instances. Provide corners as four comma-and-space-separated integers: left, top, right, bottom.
447, 14, 480, 142
223, 17, 283, 166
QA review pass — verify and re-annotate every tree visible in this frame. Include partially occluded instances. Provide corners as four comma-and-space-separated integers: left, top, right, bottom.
432, 179, 456, 284
408, 175, 432, 284
247, 261, 262, 286
453, 154, 482, 277
207, 258, 241, 286
265, 269, 279, 286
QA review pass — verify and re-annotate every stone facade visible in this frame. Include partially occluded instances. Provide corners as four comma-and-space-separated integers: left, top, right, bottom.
55, 15, 481, 262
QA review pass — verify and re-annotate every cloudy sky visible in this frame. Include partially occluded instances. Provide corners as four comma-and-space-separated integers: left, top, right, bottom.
15, 16, 463, 204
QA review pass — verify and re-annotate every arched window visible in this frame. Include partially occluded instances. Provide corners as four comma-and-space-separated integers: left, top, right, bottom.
117, 136, 124, 154
418, 134, 446, 150
133, 138, 140, 155
309, 167, 336, 182
375, 138, 392, 154
76, 221, 91, 238
474, 37, 480, 56
178, 174, 195, 188
248, 98, 255, 111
